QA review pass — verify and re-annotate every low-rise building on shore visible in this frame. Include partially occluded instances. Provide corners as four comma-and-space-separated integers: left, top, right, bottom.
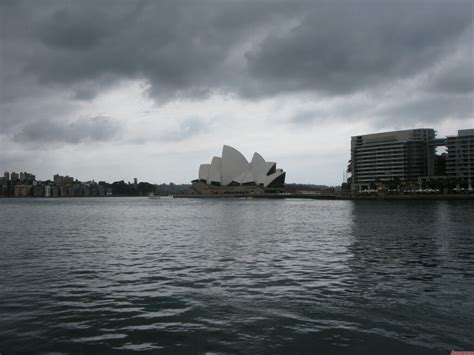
0, 172, 109, 198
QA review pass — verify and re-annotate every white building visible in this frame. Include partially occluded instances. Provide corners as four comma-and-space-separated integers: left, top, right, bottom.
193, 145, 286, 194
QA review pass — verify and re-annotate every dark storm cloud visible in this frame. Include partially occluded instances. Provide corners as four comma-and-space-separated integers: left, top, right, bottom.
13, 116, 121, 144
125, 117, 210, 144
73, 87, 98, 101
160, 118, 210, 142
246, 2, 473, 96
4, 0, 469, 100
2, 0, 298, 102
430, 65, 474, 94
37, 7, 113, 51
374, 94, 474, 127
289, 110, 328, 126
1, 0, 473, 138
425, 47, 474, 94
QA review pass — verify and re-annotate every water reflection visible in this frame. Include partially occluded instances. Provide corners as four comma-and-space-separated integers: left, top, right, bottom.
348, 200, 474, 350
0, 198, 473, 354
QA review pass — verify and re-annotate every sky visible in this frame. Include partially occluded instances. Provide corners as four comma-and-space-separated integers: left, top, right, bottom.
1, 0, 473, 185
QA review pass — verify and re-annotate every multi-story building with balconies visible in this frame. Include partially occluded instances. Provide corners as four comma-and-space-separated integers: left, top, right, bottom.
350, 129, 436, 191
446, 129, 474, 188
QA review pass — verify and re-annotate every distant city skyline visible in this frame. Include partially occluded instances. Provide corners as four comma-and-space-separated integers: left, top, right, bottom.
3, 126, 472, 186
1, 1, 473, 185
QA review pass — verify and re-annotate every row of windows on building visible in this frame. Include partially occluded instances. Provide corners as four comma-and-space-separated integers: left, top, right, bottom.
349, 128, 473, 192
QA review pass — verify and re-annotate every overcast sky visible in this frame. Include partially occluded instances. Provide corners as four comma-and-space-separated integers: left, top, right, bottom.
1, 0, 473, 184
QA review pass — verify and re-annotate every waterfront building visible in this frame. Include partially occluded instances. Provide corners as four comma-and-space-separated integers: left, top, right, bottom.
446, 129, 474, 188
67, 186, 76, 197
60, 186, 68, 197
0, 175, 8, 196
19, 172, 35, 183
54, 174, 74, 186
192, 145, 286, 194
14, 185, 32, 197
4, 172, 9, 181
33, 186, 44, 197
350, 129, 436, 191
1, 171, 115, 198
53, 174, 63, 185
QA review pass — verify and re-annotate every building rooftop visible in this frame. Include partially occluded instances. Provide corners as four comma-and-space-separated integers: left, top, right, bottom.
458, 129, 474, 137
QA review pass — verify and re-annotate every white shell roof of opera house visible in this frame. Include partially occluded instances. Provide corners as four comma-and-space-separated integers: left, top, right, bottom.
198, 145, 285, 187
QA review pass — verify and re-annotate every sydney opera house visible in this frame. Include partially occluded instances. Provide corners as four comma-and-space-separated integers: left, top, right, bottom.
192, 145, 286, 195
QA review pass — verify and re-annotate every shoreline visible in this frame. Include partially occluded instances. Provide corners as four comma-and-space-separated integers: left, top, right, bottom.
173, 193, 474, 200
2, 193, 473, 200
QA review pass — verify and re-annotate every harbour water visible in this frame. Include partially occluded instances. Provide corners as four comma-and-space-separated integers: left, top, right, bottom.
1, 198, 473, 354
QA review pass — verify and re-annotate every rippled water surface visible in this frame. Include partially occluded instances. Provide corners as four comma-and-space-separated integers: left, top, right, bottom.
1, 197, 473, 354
